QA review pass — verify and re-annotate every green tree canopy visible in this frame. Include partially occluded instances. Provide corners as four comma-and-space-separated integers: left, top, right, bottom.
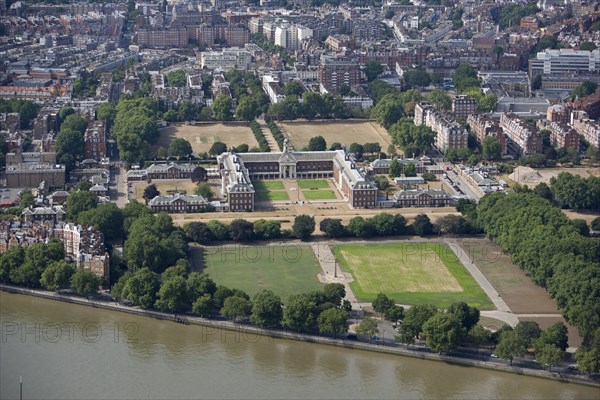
364, 61, 385, 82
317, 308, 348, 336
40, 261, 75, 291
211, 95, 233, 121
356, 317, 380, 338
168, 138, 193, 158
251, 289, 283, 328
292, 215, 315, 240
307, 136, 327, 151
423, 312, 465, 353
71, 268, 100, 297
221, 295, 252, 322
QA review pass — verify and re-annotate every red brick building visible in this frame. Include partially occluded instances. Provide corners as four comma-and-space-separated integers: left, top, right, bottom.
83, 120, 106, 160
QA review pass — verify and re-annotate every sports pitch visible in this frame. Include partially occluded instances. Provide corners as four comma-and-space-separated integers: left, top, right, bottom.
192, 245, 324, 300
156, 123, 259, 154
334, 243, 493, 309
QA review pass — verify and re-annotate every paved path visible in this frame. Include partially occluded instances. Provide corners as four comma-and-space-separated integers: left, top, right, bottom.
256, 118, 280, 152
445, 239, 512, 313
309, 242, 358, 305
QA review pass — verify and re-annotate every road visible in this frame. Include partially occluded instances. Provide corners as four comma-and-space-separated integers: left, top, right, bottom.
438, 162, 482, 202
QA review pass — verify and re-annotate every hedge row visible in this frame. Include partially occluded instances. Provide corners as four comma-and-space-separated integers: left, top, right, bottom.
249, 120, 270, 152
266, 119, 285, 150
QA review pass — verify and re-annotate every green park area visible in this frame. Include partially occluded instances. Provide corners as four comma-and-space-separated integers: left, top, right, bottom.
193, 245, 324, 300
298, 180, 329, 189
302, 190, 337, 200
334, 243, 493, 309
256, 191, 289, 201
253, 180, 285, 190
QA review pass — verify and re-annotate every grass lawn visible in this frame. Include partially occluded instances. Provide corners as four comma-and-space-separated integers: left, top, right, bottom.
302, 190, 337, 200
298, 180, 329, 189
252, 180, 285, 191
256, 191, 290, 201
334, 242, 493, 309
192, 245, 324, 300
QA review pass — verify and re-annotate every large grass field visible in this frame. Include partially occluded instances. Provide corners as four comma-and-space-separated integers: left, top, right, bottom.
192, 245, 324, 300
253, 180, 285, 190
298, 180, 329, 189
256, 191, 289, 201
334, 243, 493, 309
302, 190, 337, 200
156, 123, 259, 154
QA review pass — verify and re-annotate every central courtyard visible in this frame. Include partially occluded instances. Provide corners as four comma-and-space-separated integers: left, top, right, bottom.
252, 179, 343, 203
334, 242, 493, 309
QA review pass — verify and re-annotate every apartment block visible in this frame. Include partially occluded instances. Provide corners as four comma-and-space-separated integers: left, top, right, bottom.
572, 115, 600, 149
467, 114, 507, 154
415, 102, 468, 152
452, 95, 478, 119
499, 113, 543, 155
83, 120, 106, 161
537, 120, 580, 149
200, 48, 252, 71
318, 59, 361, 91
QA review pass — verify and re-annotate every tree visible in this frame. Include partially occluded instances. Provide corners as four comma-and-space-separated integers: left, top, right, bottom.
535, 322, 569, 351
389, 159, 402, 178
373, 175, 390, 190
347, 216, 375, 238
536, 344, 563, 371
211, 95, 233, 121
70, 268, 100, 297
330, 142, 343, 151
447, 301, 480, 331
371, 94, 403, 129
371, 213, 407, 236
469, 325, 491, 351
60, 114, 87, 134
19, 189, 35, 209
478, 94, 498, 113
168, 138, 193, 158
323, 283, 346, 306
40, 261, 75, 291
571, 219, 590, 237
591, 217, 600, 232
403, 69, 431, 89
575, 347, 600, 375
317, 308, 348, 336
423, 313, 465, 353
307, 136, 327, 151
143, 184, 160, 203
533, 182, 553, 201
356, 317, 379, 338
348, 143, 364, 158
292, 215, 315, 240
580, 42, 598, 51
184, 222, 214, 243
209, 141, 227, 156
283, 293, 317, 332
195, 182, 214, 199
385, 305, 404, 322
364, 61, 384, 82
372, 293, 395, 317
496, 330, 526, 365
412, 214, 434, 236
155, 275, 189, 312
389, 120, 436, 157
228, 219, 255, 242
319, 218, 346, 238
207, 220, 229, 241
192, 294, 213, 317
55, 129, 84, 170
482, 136, 502, 160
253, 219, 281, 240
453, 64, 479, 91
369, 80, 398, 104
283, 80, 305, 96
404, 163, 416, 177
97, 103, 117, 127
572, 81, 598, 100
122, 268, 160, 309
66, 190, 98, 222
165, 70, 186, 87
235, 97, 259, 121
491, 45, 504, 62
77, 203, 124, 244
396, 304, 438, 345
427, 90, 452, 111
221, 295, 251, 322
186, 272, 216, 302
251, 290, 283, 328
536, 35, 558, 52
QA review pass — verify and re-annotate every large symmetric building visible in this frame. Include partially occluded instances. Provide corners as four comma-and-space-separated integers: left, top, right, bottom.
217, 140, 377, 211
499, 113, 543, 155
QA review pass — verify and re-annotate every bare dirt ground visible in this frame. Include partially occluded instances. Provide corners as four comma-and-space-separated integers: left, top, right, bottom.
508, 166, 600, 186
156, 123, 259, 154
458, 239, 582, 347
562, 210, 600, 223
278, 120, 393, 150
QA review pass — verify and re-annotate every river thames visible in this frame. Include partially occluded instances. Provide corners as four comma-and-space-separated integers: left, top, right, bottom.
1, 292, 597, 399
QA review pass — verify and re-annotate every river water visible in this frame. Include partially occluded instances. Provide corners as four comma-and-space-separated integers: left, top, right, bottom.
1, 292, 597, 400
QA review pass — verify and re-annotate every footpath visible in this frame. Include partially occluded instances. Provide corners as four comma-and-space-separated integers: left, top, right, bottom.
1, 284, 597, 388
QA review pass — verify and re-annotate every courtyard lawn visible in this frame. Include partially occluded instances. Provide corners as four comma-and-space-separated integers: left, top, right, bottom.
298, 180, 329, 189
334, 242, 493, 309
252, 180, 285, 191
302, 190, 337, 200
256, 191, 290, 201
192, 245, 324, 300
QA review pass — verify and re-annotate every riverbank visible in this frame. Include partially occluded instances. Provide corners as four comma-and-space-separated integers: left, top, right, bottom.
1, 284, 597, 388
